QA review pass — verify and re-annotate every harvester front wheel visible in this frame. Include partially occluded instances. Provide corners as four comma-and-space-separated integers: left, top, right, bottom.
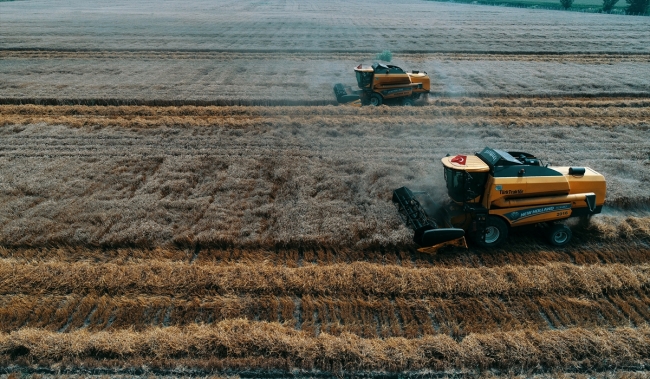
474, 216, 508, 248
547, 224, 572, 247
369, 94, 383, 106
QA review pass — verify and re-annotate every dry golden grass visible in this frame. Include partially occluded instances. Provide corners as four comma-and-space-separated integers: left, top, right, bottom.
1, 322, 649, 372
3, 241, 650, 269
589, 216, 650, 240
2, 291, 641, 337
1, 103, 650, 129
1, 259, 648, 298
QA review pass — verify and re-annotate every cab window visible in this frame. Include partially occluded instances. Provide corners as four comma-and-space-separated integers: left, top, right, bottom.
445, 168, 487, 202
356, 71, 372, 88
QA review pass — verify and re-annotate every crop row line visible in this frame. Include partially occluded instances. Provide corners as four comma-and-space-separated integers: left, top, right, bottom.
4, 99, 650, 115
2, 291, 649, 338
2, 322, 650, 372
1, 260, 649, 297
2, 241, 649, 267
3, 49, 650, 54
2, 115, 649, 130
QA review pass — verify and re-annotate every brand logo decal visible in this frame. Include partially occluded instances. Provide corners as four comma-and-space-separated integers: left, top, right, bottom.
381, 88, 410, 95
500, 189, 524, 195
504, 204, 571, 222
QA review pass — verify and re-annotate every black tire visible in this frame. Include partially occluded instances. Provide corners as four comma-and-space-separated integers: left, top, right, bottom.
369, 93, 383, 106
547, 224, 572, 247
473, 216, 508, 247
402, 97, 415, 106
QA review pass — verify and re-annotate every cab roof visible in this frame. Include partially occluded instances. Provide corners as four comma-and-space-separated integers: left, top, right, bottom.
353, 64, 374, 73
441, 155, 490, 172
353, 63, 407, 73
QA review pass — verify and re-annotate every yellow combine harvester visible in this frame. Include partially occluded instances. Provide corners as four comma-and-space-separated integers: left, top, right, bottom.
393, 147, 606, 253
333, 63, 430, 106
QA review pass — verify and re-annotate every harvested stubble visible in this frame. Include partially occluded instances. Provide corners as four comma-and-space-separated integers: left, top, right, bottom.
1, 321, 650, 372
2, 260, 649, 298
0, 105, 649, 250
2, 54, 650, 102
3, 0, 650, 54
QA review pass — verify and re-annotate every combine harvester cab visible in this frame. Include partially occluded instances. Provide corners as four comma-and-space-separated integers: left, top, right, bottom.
393, 147, 606, 254
333, 63, 430, 106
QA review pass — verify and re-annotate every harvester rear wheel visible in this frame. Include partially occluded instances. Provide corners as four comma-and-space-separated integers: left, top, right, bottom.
369, 93, 383, 106
474, 216, 508, 248
547, 224, 572, 246
402, 98, 415, 106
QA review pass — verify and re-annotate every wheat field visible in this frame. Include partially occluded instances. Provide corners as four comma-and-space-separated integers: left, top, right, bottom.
2, 0, 650, 376
0, 103, 648, 248
2, 51, 649, 102
2, 0, 650, 103
1, 103, 650, 376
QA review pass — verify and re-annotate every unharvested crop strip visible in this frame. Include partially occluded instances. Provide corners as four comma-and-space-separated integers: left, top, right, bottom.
1, 322, 649, 372
2, 104, 650, 128
2, 102, 650, 117
2, 260, 649, 298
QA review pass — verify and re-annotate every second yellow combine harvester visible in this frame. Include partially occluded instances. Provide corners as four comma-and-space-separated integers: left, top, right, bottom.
393, 147, 606, 253
334, 63, 430, 106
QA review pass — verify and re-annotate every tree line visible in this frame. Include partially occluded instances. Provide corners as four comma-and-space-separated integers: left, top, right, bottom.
560, 0, 649, 13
